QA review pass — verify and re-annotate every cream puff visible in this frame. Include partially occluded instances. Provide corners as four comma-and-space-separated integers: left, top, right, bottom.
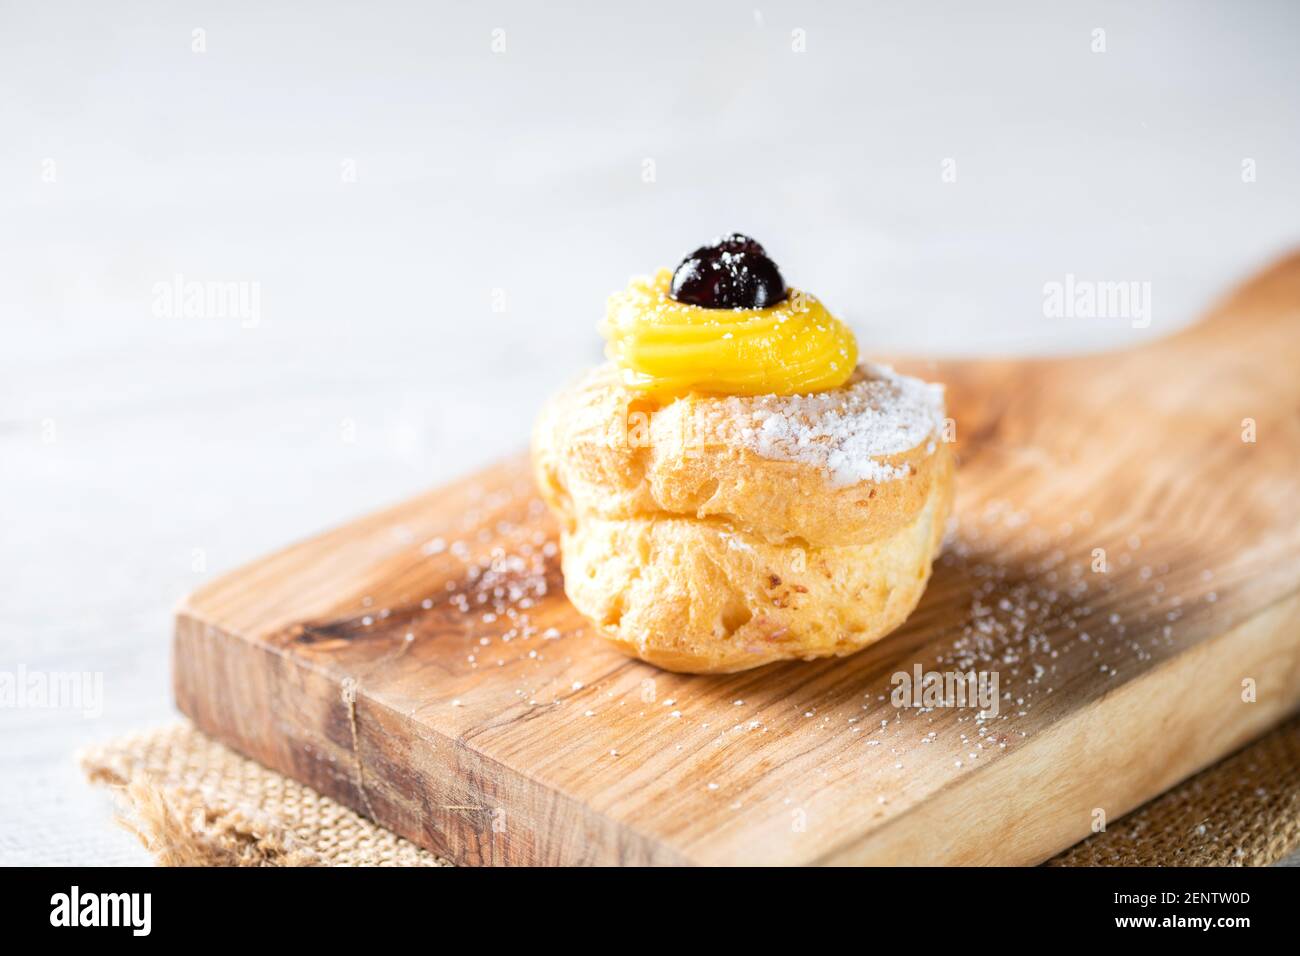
533, 234, 953, 673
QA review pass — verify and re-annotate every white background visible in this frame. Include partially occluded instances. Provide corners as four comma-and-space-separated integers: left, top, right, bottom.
3, 1, 1298, 864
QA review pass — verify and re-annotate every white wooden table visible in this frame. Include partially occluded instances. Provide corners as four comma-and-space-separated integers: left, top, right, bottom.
3, 1, 1299, 865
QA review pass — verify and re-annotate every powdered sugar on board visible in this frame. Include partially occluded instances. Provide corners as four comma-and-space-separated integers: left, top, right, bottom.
702, 363, 946, 485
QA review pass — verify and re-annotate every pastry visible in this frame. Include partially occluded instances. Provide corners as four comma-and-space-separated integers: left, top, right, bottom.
533, 234, 954, 673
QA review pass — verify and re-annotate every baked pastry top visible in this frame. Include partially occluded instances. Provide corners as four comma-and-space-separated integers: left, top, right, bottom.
534, 361, 948, 548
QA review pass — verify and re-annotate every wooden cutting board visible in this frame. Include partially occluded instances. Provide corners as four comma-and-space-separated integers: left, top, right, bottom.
175, 254, 1300, 866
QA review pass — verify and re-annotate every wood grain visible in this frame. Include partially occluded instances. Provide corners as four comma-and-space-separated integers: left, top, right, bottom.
175, 254, 1300, 866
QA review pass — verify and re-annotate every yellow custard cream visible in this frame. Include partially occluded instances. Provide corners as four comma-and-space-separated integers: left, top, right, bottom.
600, 268, 858, 401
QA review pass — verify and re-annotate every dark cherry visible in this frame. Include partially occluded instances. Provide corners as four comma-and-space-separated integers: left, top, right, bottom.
670, 233, 787, 309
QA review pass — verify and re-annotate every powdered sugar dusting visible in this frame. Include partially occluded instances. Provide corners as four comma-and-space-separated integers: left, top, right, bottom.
704, 363, 945, 486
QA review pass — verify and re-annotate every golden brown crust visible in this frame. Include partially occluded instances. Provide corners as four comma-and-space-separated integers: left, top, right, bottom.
532, 362, 955, 673
559, 466, 952, 673
533, 363, 944, 548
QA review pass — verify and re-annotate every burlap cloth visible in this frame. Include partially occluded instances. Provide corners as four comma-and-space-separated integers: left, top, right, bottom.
80, 717, 1300, 867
